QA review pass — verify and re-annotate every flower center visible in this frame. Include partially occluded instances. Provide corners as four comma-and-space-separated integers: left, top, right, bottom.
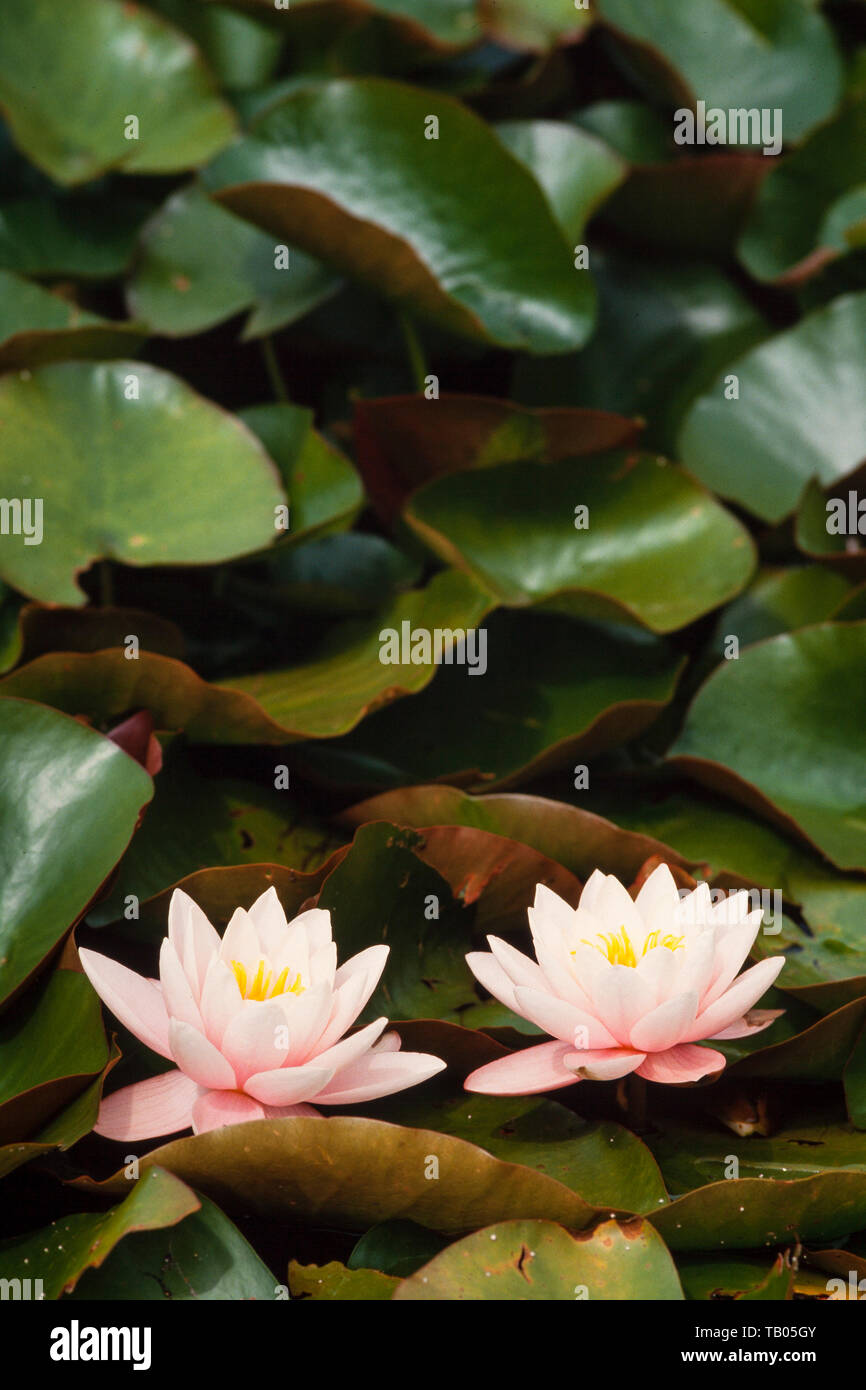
231, 957, 305, 1001
576, 926, 685, 968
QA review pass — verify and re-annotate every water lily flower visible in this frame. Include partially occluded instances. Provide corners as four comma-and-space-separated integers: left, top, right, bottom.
79, 888, 446, 1139
464, 865, 784, 1095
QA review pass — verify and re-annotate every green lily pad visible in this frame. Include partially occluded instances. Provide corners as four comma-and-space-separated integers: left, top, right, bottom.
335, 610, 685, 789
68, 1192, 278, 1300
128, 184, 341, 339
495, 120, 626, 242
348, 1220, 448, 1277
0, 1039, 120, 1181
0, 1167, 199, 1299
653, 1170, 866, 1252
202, 78, 593, 353
289, 1261, 398, 1300
678, 294, 866, 522
368, 1088, 669, 1214
0, 0, 236, 185
0, 270, 145, 369
677, 1253, 794, 1300
670, 622, 866, 870
0, 969, 108, 1145
240, 403, 363, 542
648, 1104, 866, 1193
0, 360, 286, 605
88, 739, 343, 927
514, 250, 768, 454
0, 195, 151, 279
0, 697, 152, 1004
739, 96, 866, 283
405, 452, 755, 633
394, 1218, 683, 1299
595, 0, 842, 143
72, 1116, 607, 1235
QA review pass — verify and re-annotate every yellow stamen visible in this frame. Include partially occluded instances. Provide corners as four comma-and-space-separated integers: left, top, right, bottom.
573, 926, 685, 968
230, 958, 305, 1001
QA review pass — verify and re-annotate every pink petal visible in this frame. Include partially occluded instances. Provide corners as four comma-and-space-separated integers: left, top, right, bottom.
464, 1040, 580, 1096
159, 939, 204, 1029
566, 1047, 645, 1081
589, 966, 655, 1046
314, 1016, 389, 1072
634, 863, 681, 919
168, 889, 220, 995
78, 948, 171, 1059
513, 985, 617, 1048
280, 982, 333, 1063
701, 913, 765, 1008
246, 886, 289, 957
220, 1000, 288, 1084
313, 969, 378, 1055
169, 1018, 237, 1089
528, 884, 576, 953
218, 907, 260, 969
464, 951, 520, 1014
686, 957, 785, 1042
244, 1062, 335, 1106
199, 956, 244, 1046
95, 1070, 200, 1141
629, 990, 699, 1052
636, 1043, 727, 1084
333, 943, 389, 993
710, 1008, 784, 1040
192, 1089, 266, 1133
313, 1050, 445, 1105
487, 935, 547, 992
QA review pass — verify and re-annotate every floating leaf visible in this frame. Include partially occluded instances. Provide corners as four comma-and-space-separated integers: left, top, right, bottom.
334, 611, 685, 789
73, 1117, 607, 1235
495, 120, 626, 242
0, 697, 152, 1004
289, 1261, 398, 1300
514, 250, 767, 454
0, 0, 236, 185
0, 195, 151, 279
678, 294, 866, 522
0, 360, 286, 605
670, 623, 866, 870
0, 1167, 198, 1299
653, 1170, 866, 1252
595, 0, 842, 143
0, 969, 108, 1145
405, 452, 755, 633
68, 1192, 277, 1300
0, 270, 145, 369
202, 79, 593, 353
128, 184, 341, 339
394, 1218, 683, 1299
739, 97, 866, 283
240, 403, 363, 542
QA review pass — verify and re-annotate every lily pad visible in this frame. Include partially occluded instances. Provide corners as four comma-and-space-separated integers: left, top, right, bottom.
394, 1218, 683, 1299
0, 968, 108, 1145
669, 623, 866, 870
0, 1167, 199, 1299
405, 452, 755, 633
678, 294, 866, 522
289, 1261, 398, 1300
0, 270, 145, 369
68, 1192, 277, 1300
72, 1116, 607, 1235
128, 184, 341, 339
202, 78, 593, 353
240, 403, 363, 542
495, 120, 626, 242
0, 360, 286, 605
0, 697, 152, 1004
654, 1170, 866, 1252
334, 610, 685, 789
0, 0, 236, 185
595, 0, 842, 143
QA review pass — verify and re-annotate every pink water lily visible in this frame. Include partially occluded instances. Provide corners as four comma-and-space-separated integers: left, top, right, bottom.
79, 887, 446, 1139
464, 865, 785, 1095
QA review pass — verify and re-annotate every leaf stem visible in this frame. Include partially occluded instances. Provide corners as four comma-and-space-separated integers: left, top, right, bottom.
260, 335, 288, 403
398, 310, 428, 392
